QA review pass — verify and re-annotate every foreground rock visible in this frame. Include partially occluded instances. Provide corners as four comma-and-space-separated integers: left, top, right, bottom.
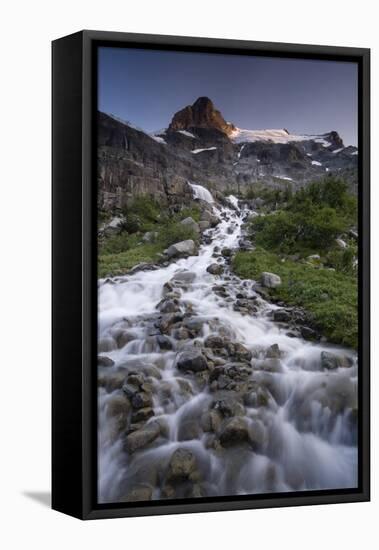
166, 448, 199, 482
321, 351, 352, 370
261, 272, 282, 288
164, 239, 197, 258
206, 263, 224, 275
125, 422, 160, 453
176, 350, 208, 372
180, 217, 200, 234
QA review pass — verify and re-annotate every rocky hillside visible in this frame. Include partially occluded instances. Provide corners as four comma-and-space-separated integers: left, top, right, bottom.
98, 97, 358, 213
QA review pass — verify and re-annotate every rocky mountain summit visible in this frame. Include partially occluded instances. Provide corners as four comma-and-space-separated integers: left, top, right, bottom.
168, 96, 236, 136
98, 97, 358, 213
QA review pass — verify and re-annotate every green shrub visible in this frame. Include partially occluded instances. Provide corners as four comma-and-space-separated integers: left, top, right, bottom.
157, 222, 198, 248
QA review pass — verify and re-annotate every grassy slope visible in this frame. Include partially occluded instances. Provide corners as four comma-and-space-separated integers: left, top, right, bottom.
233, 247, 357, 349
98, 200, 201, 278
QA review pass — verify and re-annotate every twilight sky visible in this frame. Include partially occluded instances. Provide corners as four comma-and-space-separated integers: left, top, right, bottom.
98, 47, 358, 146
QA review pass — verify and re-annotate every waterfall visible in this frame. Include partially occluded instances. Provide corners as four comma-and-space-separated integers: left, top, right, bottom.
188, 182, 214, 203
97, 202, 358, 503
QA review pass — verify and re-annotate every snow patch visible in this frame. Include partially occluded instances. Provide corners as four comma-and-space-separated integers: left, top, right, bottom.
150, 135, 167, 144
311, 160, 322, 166
332, 148, 344, 154
231, 127, 332, 147
177, 130, 196, 138
191, 147, 217, 154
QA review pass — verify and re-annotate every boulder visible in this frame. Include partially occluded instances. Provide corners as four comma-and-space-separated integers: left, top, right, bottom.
221, 247, 232, 257
180, 216, 200, 234
265, 343, 281, 359
98, 355, 115, 367
125, 421, 160, 453
273, 309, 291, 323
131, 407, 155, 423
142, 231, 159, 243
321, 351, 352, 370
166, 448, 198, 482
204, 335, 224, 349
219, 417, 249, 447
164, 239, 196, 258
156, 335, 174, 350
176, 350, 208, 372
131, 391, 153, 409
198, 220, 210, 232
261, 272, 281, 288
206, 263, 224, 275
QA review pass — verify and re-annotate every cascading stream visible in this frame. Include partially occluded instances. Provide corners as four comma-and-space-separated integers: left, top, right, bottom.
98, 187, 358, 503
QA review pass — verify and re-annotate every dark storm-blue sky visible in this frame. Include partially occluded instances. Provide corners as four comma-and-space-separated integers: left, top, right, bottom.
98, 47, 358, 146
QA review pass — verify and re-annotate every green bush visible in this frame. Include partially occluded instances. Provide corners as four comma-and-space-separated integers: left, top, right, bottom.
157, 222, 198, 248
250, 177, 357, 255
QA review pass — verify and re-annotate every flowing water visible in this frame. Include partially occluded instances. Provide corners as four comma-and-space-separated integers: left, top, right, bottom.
97, 187, 358, 503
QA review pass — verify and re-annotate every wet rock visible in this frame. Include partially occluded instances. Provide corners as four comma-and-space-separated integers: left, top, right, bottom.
206, 263, 224, 275
120, 484, 153, 502
125, 421, 160, 453
221, 247, 232, 257
98, 355, 115, 367
321, 351, 352, 370
131, 391, 153, 409
300, 326, 319, 340
116, 330, 139, 348
180, 216, 200, 234
122, 383, 140, 398
156, 335, 174, 350
204, 335, 224, 349
164, 239, 196, 258
172, 326, 191, 340
158, 299, 181, 314
213, 396, 245, 417
131, 407, 155, 423
166, 448, 198, 482
106, 393, 131, 437
273, 309, 291, 323
200, 210, 220, 227
230, 342, 253, 362
219, 417, 249, 447
201, 409, 222, 433
261, 272, 282, 288
198, 220, 210, 232
127, 373, 145, 387
265, 344, 281, 359
183, 317, 204, 333
98, 370, 127, 392
98, 336, 116, 352
176, 350, 208, 372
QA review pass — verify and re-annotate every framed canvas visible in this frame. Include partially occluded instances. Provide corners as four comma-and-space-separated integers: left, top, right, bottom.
52, 30, 370, 520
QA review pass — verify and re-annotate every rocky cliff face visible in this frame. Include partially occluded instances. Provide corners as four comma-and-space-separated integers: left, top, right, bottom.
97, 98, 358, 213
168, 97, 236, 136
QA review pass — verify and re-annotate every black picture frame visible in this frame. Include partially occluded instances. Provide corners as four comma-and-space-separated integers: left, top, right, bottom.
52, 30, 370, 520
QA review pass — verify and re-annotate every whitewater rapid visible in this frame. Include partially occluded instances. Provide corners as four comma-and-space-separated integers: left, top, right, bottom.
97, 190, 358, 503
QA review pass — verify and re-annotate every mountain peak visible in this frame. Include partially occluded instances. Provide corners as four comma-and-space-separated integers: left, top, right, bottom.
168, 97, 236, 136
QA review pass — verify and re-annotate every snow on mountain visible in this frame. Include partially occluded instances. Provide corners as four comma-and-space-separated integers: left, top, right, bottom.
230, 127, 332, 147
177, 130, 196, 138
191, 147, 217, 154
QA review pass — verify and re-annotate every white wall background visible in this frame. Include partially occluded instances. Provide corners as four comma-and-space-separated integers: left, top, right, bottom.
0, 0, 376, 547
